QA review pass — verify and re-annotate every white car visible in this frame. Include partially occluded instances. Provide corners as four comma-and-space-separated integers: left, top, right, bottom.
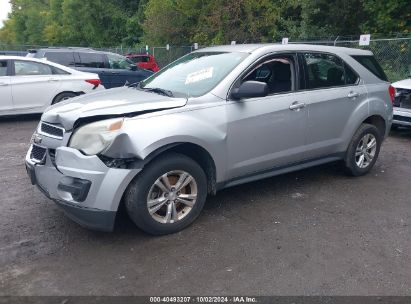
392, 76, 411, 127
0, 56, 105, 116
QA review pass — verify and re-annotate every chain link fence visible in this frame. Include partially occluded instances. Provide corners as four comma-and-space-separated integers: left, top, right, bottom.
1, 36, 410, 81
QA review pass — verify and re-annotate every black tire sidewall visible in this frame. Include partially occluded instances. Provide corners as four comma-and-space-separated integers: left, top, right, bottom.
53, 92, 77, 104
125, 153, 207, 235
346, 124, 381, 176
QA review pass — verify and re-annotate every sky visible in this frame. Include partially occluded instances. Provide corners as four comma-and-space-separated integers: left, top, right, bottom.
0, 0, 12, 28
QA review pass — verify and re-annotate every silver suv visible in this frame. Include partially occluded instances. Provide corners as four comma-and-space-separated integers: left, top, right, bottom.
25, 44, 393, 235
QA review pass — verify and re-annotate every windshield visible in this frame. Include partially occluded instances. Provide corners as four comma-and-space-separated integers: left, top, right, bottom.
107, 53, 135, 70
139, 52, 248, 97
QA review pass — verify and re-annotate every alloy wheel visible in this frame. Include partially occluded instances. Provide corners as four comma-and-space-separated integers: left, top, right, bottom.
147, 170, 198, 224
355, 133, 377, 169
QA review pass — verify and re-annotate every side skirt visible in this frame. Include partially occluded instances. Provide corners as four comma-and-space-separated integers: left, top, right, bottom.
218, 154, 343, 191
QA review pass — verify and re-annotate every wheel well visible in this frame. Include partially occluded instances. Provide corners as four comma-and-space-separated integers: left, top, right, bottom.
52, 91, 82, 104
148, 143, 217, 195
362, 115, 386, 137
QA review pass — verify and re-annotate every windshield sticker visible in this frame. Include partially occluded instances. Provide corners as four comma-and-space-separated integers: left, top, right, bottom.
185, 67, 214, 84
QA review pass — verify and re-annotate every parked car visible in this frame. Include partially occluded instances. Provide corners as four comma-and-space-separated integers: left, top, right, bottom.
391, 74, 411, 128
25, 44, 393, 235
0, 50, 28, 56
0, 56, 104, 116
126, 53, 160, 72
27, 48, 153, 89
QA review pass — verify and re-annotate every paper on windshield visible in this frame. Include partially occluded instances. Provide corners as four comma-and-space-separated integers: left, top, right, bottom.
185, 67, 214, 84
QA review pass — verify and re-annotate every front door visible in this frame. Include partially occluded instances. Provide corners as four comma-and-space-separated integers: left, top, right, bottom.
226, 54, 308, 179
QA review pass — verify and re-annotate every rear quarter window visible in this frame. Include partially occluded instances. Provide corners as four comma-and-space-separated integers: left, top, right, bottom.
44, 52, 76, 67
78, 52, 106, 68
351, 55, 388, 81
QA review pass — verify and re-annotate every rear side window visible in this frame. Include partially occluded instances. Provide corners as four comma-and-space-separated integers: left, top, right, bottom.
44, 52, 76, 67
14, 61, 53, 76
351, 55, 388, 81
0, 61, 7, 76
78, 52, 105, 68
303, 53, 359, 89
51, 66, 70, 75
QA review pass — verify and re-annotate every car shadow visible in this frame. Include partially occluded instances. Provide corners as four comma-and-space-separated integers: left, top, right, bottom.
0, 113, 41, 124
108, 161, 344, 237
389, 127, 411, 139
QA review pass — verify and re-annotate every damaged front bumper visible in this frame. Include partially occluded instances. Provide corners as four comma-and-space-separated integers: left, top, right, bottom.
25, 139, 141, 232
393, 107, 411, 127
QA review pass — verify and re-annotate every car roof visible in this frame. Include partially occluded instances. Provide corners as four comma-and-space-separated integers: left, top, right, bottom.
197, 44, 373, 56
0, 55, 83, 74
34, 47, 117, 55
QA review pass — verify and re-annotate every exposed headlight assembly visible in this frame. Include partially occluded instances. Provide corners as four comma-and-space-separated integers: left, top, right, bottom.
69, 118, 124, 155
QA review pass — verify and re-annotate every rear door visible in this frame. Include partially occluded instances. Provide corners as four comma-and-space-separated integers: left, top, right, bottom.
10, 60, 62, 111
76, 52, 112, 88
299, 52, 367, 159
0, 60, 13, 113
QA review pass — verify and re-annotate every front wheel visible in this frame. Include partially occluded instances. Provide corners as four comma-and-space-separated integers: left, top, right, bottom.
345, 123, 382, 176
125, 153, 207, 235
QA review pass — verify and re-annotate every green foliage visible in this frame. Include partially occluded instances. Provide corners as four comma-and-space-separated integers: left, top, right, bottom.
0, 0, 410, 46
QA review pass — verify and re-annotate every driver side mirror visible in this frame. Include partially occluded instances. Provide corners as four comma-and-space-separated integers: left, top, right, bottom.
231, 81, 268, 100
129, 64, 138, 71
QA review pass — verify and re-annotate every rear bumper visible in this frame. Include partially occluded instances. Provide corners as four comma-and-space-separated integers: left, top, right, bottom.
393, 107, 411, 127
26, 145, 140, 231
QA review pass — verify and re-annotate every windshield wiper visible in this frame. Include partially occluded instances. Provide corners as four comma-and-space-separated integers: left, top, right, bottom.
139, 86, 174, 97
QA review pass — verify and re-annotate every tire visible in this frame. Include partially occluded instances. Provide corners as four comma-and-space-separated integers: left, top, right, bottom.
345, 123, 382, 176
52, 92, 77, 104
125, 153, 208, 235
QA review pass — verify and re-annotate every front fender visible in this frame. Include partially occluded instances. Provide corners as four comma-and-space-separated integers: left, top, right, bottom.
103, 109, 228, 182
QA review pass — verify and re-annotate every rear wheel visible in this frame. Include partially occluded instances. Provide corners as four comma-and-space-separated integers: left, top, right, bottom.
345, 123, 381, 176
52, 92, 77, 104
125, 153, 207, 235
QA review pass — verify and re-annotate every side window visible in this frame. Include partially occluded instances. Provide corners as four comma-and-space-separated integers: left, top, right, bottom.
107, 53, 132, 70
51, 66, 70, 75
304, 53, 345, 89
14, 61, 53, 76
344, 63, 359, 85
242, 56, 294, 95
78, 52, 105, 68
303, 53, 359, 89
0, 61, 8, 76
44, 52, 75, 67
142, 56, 150, 63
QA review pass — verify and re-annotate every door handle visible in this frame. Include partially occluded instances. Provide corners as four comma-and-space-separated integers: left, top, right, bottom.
347, 91, 359, 98
0, 82, 8, 86
48, 78, 59, 82
289, 101, 306, 111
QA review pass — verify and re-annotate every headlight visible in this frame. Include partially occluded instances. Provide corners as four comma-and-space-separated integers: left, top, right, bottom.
69, 118, 124, 155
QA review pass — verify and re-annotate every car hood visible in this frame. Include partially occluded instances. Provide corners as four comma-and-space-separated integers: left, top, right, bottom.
392, 78, 411, 90
41, 87, 187, 130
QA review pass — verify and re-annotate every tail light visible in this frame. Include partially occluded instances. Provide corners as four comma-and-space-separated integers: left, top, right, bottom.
85, 79, 101, 88
388, 85, 396, 104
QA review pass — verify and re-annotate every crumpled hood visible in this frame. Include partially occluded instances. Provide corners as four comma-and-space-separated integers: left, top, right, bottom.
392, 78, 411, 90
41, 87, 187, 130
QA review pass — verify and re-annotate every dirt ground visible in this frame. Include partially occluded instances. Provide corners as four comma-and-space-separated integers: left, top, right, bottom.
0, 115, 410, 296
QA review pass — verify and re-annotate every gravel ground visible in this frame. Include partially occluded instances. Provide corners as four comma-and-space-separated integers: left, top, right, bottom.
0, 115, 410, 296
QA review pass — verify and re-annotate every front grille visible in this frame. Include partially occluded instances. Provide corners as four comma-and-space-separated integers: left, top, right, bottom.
30, 145, 47, 163
39, 122, 64, 139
